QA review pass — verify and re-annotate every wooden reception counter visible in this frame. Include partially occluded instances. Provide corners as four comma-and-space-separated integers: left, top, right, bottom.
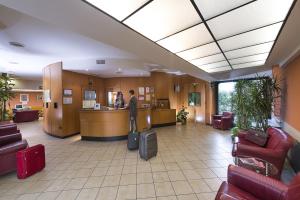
80, 108, 151, 141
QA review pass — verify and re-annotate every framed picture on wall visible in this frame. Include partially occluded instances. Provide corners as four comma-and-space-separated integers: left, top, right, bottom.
36, 94, 43, 101
138, 87, 145, 95
20, 94, 29, 104
188, 92, 201, 106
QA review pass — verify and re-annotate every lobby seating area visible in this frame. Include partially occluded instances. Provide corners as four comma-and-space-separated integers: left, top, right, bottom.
212, 112, 235, 130
0, 123, 28, 176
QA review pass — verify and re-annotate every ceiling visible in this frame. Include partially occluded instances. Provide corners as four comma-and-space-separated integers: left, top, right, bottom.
0, 0, 299, 81
84, 0, 295, 73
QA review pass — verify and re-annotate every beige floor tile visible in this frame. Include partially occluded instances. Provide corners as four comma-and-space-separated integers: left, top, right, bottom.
122, 165, 137, 174
137, 184, 156, 199
196, 192, 217, 200
96, 186, 118, 200
189, 179, 211, 193
204, 178, 223, 191
45, 179, 70, 192
76, 188, 99, 200
195, 169, 217, 178
56, 190, 80, 200
102, 175, 121, 187
26, 181, 53, 193
64, 178, 88, 190
153, 172, 170, 182
165, 162, 180, 171
36, 191, 61, 200
137, 164, 152, 173
73, 169, 93, 178
154, 182, 175, 197
156, 196, 177, 200
84, 176, 104, 188
151, 163, 166, 172
177, 194, 198, 200
137, 173, 153, 184
91, 167, 108, 177
116, 185, 136, 200
120, 174, 136, 185
107, 166, 123, 175
167, 171, 186, 181
211, 168, 227, 178
171, 181, 193, 195
17, 193, 40, 200
182, 169, 202, 180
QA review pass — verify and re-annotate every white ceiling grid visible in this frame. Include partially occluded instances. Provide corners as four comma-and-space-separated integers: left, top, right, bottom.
84, 0, 295, 73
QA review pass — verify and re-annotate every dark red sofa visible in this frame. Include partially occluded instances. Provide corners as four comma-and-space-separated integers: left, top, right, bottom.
0, 123, 28, 175
212, 112, 234, 130
216, 165, 300, 200
233, 127, 294, 178
13, 110, 39, 123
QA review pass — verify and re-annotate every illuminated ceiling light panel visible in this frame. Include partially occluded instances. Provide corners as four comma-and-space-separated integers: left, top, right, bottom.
232, 60, 266, 69
208, 0, 294, 39
205, 66, 231, 73
85, 0, 149, 21
190, 53, 225, 66
218, 22, 282, 51
157, 23, 213, 53
194, 0, 252, 19
177, 42, 220, 60
124, 0, 201, 41
225, 42, 274, 59
229, 53, 269, 65
198, 60, 229, 69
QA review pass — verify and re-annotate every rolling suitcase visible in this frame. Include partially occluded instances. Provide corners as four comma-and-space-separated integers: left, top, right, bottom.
139, 130, 157, 160
127, 131, 139, 150
16, 144, 45, 179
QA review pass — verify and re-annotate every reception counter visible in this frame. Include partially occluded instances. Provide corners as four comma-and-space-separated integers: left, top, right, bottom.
80, 108, 151, 141
151, 109, 176, 127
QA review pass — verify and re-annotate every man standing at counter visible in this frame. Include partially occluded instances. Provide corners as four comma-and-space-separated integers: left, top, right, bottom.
128, 89, 137, 131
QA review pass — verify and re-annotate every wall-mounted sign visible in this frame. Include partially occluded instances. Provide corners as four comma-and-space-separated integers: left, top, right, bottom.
63, 89, 72, 96
138, 87, 145, 96
63, 97, 72, 105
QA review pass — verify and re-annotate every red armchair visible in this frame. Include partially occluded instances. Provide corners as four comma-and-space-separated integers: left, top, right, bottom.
0, 122, 20, 136
212, 112, 234, 130
13, 110, 39, 123
233, 127, 294, 178
216, 165, 300, 200
0, 126, 28, 175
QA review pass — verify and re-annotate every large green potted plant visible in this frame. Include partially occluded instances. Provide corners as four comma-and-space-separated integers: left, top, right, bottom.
0, 73, 15, 121
232, 75, 281, 134
177, 106, 189, 125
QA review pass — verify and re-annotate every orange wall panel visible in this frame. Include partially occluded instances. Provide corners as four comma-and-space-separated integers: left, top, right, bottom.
8, 92, 43, 109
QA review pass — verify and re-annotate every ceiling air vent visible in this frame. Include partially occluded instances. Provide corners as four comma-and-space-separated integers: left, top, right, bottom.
96, 59, 105, 64
9, 42, 25, 48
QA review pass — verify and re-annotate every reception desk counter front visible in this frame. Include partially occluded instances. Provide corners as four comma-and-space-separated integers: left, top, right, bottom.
80, 108, 151, 141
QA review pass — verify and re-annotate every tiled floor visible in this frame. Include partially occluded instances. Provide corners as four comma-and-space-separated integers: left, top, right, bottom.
0, 120, 234, 200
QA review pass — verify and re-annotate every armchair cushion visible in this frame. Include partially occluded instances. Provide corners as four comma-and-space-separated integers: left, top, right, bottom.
244, 129, 268, 147
216, 182, 258, 200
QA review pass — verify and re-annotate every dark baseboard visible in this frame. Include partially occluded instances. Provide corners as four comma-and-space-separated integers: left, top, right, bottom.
152, 122, 176, 128
81, 135, 128, 141
44, 131, 80, 139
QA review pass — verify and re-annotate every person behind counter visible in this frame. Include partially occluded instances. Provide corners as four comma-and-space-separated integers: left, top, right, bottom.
128, 89, 137, 131
114, 91, 124, 109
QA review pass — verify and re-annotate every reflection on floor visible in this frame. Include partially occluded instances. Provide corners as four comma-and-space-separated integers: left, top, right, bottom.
0, 119, 290, 200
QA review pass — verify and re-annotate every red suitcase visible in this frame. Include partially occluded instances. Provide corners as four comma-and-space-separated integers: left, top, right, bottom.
16, 144, 45, 179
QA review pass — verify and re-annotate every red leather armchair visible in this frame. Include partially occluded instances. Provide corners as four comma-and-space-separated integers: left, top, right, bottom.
212, 112, 234, 130
216, 165, 300, 200
233, 127, 294, 178
0, 122, 20, 136
0, 126, 28, 175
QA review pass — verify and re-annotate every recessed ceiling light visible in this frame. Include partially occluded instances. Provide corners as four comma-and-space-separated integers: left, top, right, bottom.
9, 42, 25, 48
85, 69, 89, 71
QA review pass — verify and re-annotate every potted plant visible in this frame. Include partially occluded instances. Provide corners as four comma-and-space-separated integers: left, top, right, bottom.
231, 126, 240, 141
0, 73, 15, 121
232, 75, 281, 135
177, 106, 189, 125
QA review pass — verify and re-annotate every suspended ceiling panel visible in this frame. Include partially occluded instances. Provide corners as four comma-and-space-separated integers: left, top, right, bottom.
177, 42, 220, 60
225, 42, 274, 59
84, 0, 295, 74
232, 60, 266, 69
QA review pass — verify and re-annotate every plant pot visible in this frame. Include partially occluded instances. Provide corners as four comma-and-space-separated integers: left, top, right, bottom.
181, 120, 187, 125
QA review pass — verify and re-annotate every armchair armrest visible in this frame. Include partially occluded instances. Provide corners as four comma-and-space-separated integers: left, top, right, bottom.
0, 133, 22, 146
235, 143, 283, 162
227, 165, 287, 200
212, 114, 222, 120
